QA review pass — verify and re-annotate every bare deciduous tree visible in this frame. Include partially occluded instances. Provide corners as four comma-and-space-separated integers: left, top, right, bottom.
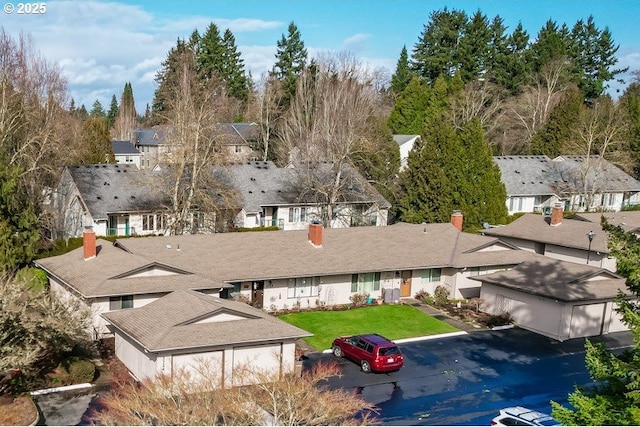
159, 60, 241, 234
276, 52, 380, 227
495, 58, 571, 154
0, 29, 72, 208
249, 72, 285, 161
92, 360, 378, 426
555, 97, 629, 210
451, 78, 503, 135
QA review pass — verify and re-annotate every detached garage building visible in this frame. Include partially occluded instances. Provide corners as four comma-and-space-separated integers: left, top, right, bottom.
474, 256, 631, 341
102, 289, 311, 386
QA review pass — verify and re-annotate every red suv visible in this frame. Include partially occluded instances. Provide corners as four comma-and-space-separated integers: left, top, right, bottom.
331, 333, 404, 373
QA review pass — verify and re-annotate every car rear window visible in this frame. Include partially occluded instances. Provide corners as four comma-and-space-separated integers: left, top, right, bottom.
378, 346, 400, 356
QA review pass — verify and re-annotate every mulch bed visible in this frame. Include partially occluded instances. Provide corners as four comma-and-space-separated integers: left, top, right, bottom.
0, 394, 38, 426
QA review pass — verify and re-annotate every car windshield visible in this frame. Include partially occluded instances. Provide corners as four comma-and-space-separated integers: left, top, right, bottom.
378, 346, 400, 356
537, 418, 560, 426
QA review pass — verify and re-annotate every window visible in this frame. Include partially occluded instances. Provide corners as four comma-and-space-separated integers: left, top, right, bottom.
351, 272, 381, 293
469, 266, 488, 277
234, 145, 242, 153
190, 212, 205, 230
109, 295, 133, 310
287, 277, 320, 298
288, 207, 307, 223
142, 214, 166, 231
509, 197, 524, 212
142, 214, 154, 231
421, 268, 441, 283
125, 155, 134, 163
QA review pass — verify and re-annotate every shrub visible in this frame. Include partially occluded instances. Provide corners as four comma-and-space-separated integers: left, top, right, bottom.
59, 357, 96, 384
433, 285, 450, 305
14, 267, 48, 292
349, 293, 369, 306
484, 313, 512, 328
414, 289, 432, 303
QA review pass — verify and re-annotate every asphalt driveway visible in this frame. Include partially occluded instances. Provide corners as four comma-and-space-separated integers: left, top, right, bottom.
303, 327, 633, 425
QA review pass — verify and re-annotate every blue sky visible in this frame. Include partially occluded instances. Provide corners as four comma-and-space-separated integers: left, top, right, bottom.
3, 0, 639, 112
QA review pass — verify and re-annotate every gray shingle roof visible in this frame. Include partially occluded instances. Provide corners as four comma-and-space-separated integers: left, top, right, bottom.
35, 239, 228, 297
114, 222, 531, 282
67, 164, 168, 220
393, 135, 419, 146
134, 126, 170, 146
493, 155, 560, 196
36, 223, 533, 299
217, 122, 259, 146
482, 213, 610, 253
493, 155, 640, 197
570, 211, 640, 233
217, 161, 391, 213
102, 289, 311, 352
472, 256, 629, 302
112, 140, 141, 155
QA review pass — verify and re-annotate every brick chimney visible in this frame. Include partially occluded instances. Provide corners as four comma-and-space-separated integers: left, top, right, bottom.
308, 221, 323, 247
83, 226, 97, 260
550, 203, 564, 226
450, 210, 463, 232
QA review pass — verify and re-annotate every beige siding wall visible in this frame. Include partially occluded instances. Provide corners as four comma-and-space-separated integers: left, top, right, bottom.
114, 333, 159, 380
480, 283, 566, 340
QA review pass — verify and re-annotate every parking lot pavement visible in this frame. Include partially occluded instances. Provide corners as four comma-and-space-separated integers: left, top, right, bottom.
304, 328, 633, 425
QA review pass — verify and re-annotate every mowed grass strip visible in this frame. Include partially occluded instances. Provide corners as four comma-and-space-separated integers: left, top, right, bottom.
278, 304, 459, 351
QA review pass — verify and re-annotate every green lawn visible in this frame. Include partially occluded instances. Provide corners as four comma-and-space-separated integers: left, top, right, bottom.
278, 304, 459, 351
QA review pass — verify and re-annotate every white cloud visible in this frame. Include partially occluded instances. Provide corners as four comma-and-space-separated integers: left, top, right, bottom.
342, 33, 372, 53
2, 0, 285, 110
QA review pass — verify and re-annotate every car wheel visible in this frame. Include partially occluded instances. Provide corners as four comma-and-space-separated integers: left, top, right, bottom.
361, 360, 371, 373
332, 346, 342, 358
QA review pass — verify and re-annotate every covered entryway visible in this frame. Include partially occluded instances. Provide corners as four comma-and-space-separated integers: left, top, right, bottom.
251, 281, 264, 308
400, 271, 412, 297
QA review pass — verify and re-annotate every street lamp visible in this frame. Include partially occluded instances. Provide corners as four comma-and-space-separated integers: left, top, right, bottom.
586, 230, 595, 264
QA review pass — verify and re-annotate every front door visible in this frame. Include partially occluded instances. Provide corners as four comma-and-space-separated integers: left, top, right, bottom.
400, 271, 412, 297
251, 281, 264, 308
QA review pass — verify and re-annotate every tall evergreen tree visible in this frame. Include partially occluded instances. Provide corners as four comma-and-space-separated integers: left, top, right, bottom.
399, 108, 506, 228
387, 76, 431, 134
153, 38, 196, 120
221, 28, 249, 102
197, 22, 225, 80
411, 8, 468, 84
390, 45, 413, 95
90, 99, 106, 118
398, 113, 457, 224
272, 21, 308, 106
113, 82, 137, 141
492, 20, 530, 94
81, 117, 114, 164
107, 94, 118, 128
458, 10, 492, 82
569, 16, 628, 102
529, 86, 584, 156
529, 20, 572, 73
457, 118, 508, 226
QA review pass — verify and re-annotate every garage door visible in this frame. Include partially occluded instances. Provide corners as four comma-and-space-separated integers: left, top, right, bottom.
233, 344, 282, 385
172, 350, 224, 388
570, 304, 605, 339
